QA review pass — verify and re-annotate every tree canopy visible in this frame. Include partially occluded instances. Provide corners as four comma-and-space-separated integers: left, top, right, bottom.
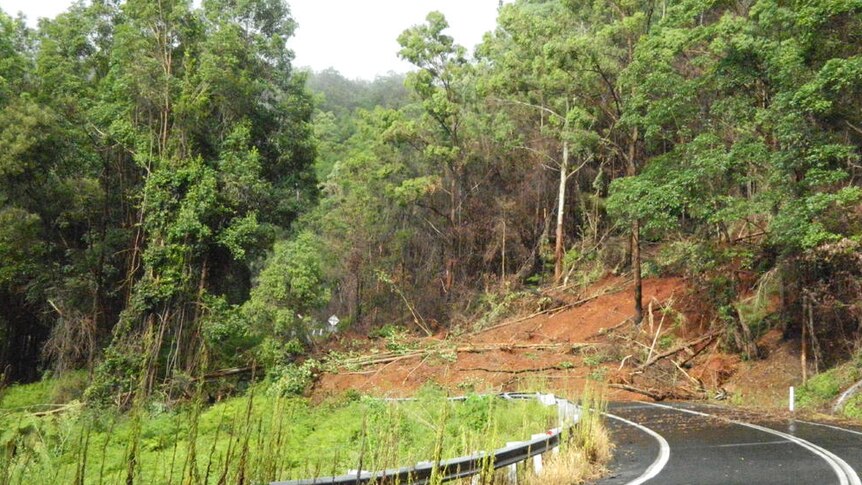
1, 0, 861, 395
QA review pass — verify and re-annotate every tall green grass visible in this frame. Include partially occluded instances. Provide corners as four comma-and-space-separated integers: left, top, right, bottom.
0, 382, 559, 484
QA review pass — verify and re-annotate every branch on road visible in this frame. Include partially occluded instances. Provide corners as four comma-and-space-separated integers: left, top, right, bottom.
608, 383, 667, 401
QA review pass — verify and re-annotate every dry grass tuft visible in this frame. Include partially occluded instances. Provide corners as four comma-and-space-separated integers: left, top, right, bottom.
524, 385, 612, 485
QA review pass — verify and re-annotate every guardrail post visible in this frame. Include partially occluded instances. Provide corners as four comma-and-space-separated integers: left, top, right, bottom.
507, 463, 518, 484
532, 454, 543, 475
506, 442, 522, 484
531, 433, 546, 474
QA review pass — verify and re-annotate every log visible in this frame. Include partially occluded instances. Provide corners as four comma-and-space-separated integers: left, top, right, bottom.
338, 343, 602, 369
636, 331, 720, 371
458, 364, 575, 374
608, 383, 667, 401
32, 402, 82, 417
203, 366, 253, 379
471, 284, 628, 335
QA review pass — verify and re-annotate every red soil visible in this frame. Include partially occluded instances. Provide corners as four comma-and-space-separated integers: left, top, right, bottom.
313, 277, 687, 401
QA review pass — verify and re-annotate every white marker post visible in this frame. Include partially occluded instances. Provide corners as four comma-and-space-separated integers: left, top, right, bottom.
505, 442, 521, 484
531, 434, 546, 475
507, 463, 517, 484
789, 386, 795, 412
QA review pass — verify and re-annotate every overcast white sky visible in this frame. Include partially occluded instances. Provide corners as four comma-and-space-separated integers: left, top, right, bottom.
0, 0, 503, 79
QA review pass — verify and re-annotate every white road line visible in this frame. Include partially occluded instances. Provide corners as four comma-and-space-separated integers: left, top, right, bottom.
646, 402, 861, 485
797, 420, 862, 438
711, 440, 789, 448
604, 412, 670, 485
686, 401, 862, 438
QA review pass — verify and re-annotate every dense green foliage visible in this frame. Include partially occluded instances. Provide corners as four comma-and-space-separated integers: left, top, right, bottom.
0, 0, 319, 389
305, 0, 861, 363
1, 0, 861, 413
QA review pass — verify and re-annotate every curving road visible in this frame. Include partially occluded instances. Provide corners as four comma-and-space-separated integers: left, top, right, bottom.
597, 402, 862, 485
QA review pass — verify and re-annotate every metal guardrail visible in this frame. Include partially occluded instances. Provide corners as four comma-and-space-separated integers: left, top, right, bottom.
270, 393, 579, 485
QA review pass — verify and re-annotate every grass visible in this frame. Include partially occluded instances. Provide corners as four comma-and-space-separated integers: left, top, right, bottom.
844, 393, 862, 420
523, 386, 611, 485
0, 381, 562, 484
0, 370, 88, 411
796, 354, 862, 420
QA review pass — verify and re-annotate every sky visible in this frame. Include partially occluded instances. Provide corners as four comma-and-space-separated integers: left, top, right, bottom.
0, 0, 504, 79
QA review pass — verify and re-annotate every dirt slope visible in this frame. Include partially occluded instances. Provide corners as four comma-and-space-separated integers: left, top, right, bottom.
314, 277, 687, 400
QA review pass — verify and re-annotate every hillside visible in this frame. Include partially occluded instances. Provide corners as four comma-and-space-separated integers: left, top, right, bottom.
1, 2, 861, 482
313, 275, 862, 423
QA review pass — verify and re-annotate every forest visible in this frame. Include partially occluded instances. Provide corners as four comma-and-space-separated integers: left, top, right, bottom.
1, 0, 861, 418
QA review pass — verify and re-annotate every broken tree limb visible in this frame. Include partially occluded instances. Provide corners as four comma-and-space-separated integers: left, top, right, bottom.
32, 401, 83, 417
471, 284, 630, 335
470, 306, 575, 335
601, 317, 633, 336
455, 343, 564, 353
676, 336, 716, 367
608, 383, 667, 401
203, 366, 253, 380
645, 300, 666, 365
672, 358, 704, 390
636, 331, 720, 371
458, 364, 575, 374
833, 378, 862, 414
337, 343, 603, 369
618, 354, 633, 371
340, 353, 422, 368
456, 343, 601, 353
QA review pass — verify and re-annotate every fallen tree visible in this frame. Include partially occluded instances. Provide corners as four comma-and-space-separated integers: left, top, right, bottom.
636, 331, 720, 371
335, 342, 603, 369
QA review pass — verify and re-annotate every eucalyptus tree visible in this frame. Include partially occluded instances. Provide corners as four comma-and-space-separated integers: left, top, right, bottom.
478, 0, 602, 284
397, 11, 472, 295
482, 0, 659, 322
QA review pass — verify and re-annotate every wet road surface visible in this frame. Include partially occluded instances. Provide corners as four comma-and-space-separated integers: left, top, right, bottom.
596, 402, 862, 485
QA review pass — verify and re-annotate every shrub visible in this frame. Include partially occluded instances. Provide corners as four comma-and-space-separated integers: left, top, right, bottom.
267, 359, 319, 397
83, 347, 143, 406
797, 363, 861, 409
843, 394, 862, 420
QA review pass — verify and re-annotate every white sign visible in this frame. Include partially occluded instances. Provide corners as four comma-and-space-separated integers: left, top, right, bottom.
328, 315, 340, 327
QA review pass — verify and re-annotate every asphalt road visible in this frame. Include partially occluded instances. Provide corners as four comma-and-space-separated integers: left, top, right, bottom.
596, 402, 862, 485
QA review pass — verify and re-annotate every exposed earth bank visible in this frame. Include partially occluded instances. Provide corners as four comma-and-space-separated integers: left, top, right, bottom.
313, 276, 814, 412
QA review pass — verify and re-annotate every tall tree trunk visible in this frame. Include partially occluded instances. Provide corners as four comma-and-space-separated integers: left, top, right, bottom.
801, 295, 808, 384
627, 127, 643, 325
554, 140, 568, 284
355, 272, 363, 323
632, 219, 643, 325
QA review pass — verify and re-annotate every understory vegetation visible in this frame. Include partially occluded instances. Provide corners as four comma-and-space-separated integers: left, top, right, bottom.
796, 353, 862, 420
0, 380, 607, 484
